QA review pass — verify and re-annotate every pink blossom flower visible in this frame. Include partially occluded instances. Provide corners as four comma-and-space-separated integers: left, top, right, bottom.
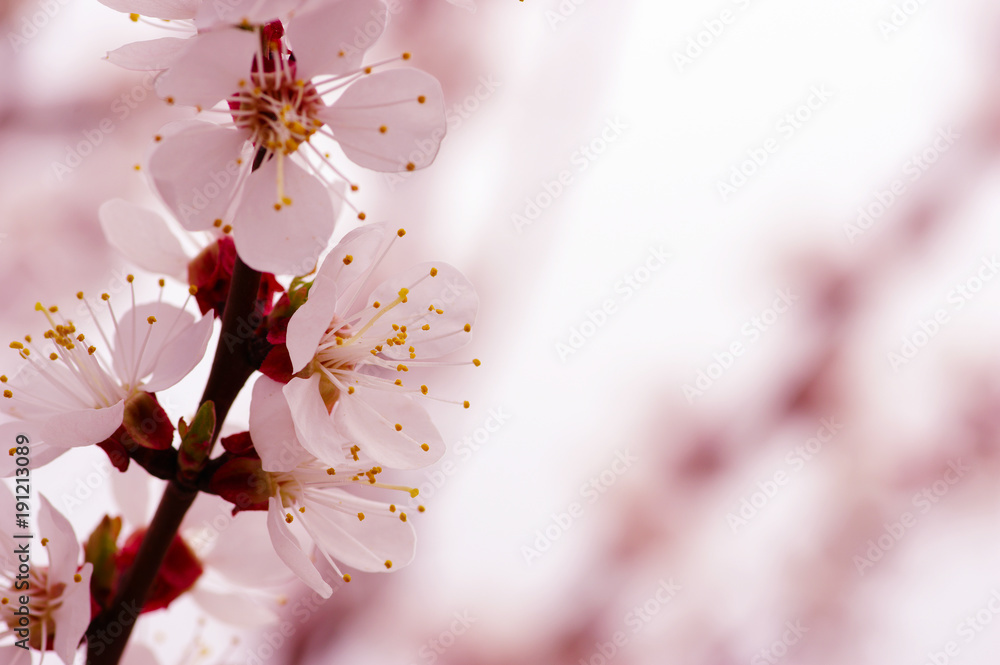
0, 284, 213, 475
212, 421, 421, 598
250, 222, 478, 471
0, 486, 93, 663
139, 2, 446, 273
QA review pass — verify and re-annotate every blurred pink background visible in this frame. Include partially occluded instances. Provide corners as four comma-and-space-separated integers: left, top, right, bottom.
5, 0, 1000, 663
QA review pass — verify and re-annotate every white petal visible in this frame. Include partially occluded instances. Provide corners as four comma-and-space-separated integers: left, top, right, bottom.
285, 223, 389, 372
232, 157, 335, 275
98, 0, 198, 19
197, 509, 292, 587
99, 199, 190, 279
143, 310, 214, 392
52, 562, 93, 665
110, 463, 152, 527
356, 261, 478, 360
149, 121, 250, 231
300, 489, 415, 572
196, 0, 303, 28
107, 37, 188, 71
266, 496, 332, 597
40, 401, 127, 450
287, 0, 387, 80
111, 302, 212, 392
282, 374, 348, 464
0, 425, 67, 477
334, 386, 444, 469
250, 376, 311, 472
38, 494, 81, 585
319, 68, 446, 172
155, 28, 258, 108
445, 0, 476, 11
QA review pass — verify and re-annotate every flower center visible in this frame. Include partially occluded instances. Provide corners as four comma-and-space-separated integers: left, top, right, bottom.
230, 73, 323, 158
1, 566, 67, 651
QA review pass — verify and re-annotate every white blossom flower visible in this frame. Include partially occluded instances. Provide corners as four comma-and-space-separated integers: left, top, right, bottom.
0, 283, 213, 475
0, 486, 93, 663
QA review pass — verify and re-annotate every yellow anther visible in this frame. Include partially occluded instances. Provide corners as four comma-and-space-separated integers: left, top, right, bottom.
7, 448, 14, 455
299, 506, 305, 513
418, 505, 426, 513
49, 353, 57, 361
420, 385, 428, 395
101, 293, 110, 301
389, 504, 396, 512
285, 513, 293, 523
129, 12, 140, 21
348, 386, 355, 394
213, 219, 223, 227
154, 134, 162, 142
421, 324, 430, 331
400, 512, 407, 522
343, 574, 352, 582
274, 203, 282, 211
74, 573, 82, 583
402, 52, 411, 60
351, 184, 359, 191
343, 255, 354, 265
158, 279, 166, 287
397, 228, 406, 237
222, 224, 233, 234
3, 390, 11, 399
384, 560, 393, 569
189, 285, 198, 295
357, 212, 366, 220
394, 423, 402, 431
409, 488, 419, 498
421, 443, 429, 452
464, 324, 472, 332
394, 379, 402, 386
396, 364, 408, 372
327, 468, 336, 475
147, 316, 157, 324
88, 346, 97, 355
9, 342, 23, 350
379, 125, 388, 134
127, 274, 134, 283
392, 324, 399, 331
76, 292, 84, 300
41, 538, 49, 546
473, 359, 481, 367
417, 95, 426, 104
358, 512, 365, 521
463, 401, 470, 409
406, 162, 415, 171
282, 196, 293, 205
430, 267, 438, 277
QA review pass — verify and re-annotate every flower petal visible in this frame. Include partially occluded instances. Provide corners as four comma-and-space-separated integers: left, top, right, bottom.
282, 374, 349, 464
287, 0, 388, 80
107, 37, 189, 71
319, 68, 446, 172
155, 28, 259, 108
99, 199, 190, 279
51, 562, 93, 665
38, 494, 81, 585
110, 302, 213, 393
266, 496, 332, 597
232, 157, 335, 275
40, 401, 127, 450
0, 424, 69, 477
285, 223, 389, 373
299, 488, 415, 572
189, 586, 277, 626
98, 0, 198, 20
334, 385, 444, 469
359, 261, 478, 360
149, 121, 250, 231
195, 0, 303, 28
250, 376, 312, 472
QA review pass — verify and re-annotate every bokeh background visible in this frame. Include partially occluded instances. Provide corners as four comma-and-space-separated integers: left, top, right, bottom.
4, 0, 1000, 663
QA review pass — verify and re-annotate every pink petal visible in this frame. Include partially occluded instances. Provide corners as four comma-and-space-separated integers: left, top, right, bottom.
40, 401, 127, 450
282, 374, 350, 464
98, 0, 198, 19
319, 68, 446, 172
111, 302, 213, 392
99, 199, 190, 278
232, 157, 335, 275
195, 0, 303, 28
285, 223, 389, 372
51, 562, 93, 665
334, 385, 444, 469
267, 497, 332, 597
250, 376, 312, 472
149, 121, 250, 231
107, 37, 188, 71
197, 507, 292, 587
365, 261, 478, 360
0, 646, 32, 665
445, 0, 476, 11
38, 494, 81, 585
110, 463, 152, 527
299, 489, 415, 572
155, 28, 258, 108
287, 0, 388, 80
